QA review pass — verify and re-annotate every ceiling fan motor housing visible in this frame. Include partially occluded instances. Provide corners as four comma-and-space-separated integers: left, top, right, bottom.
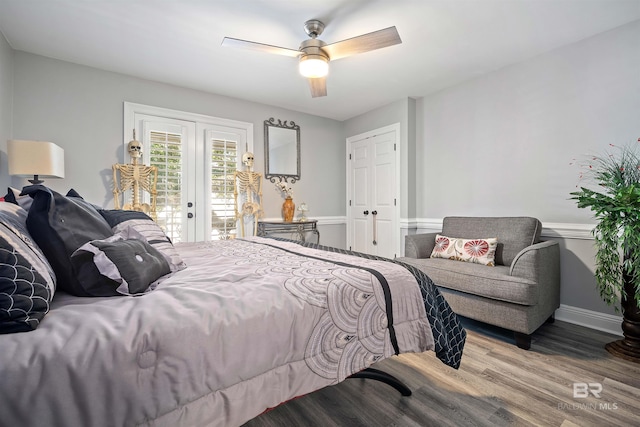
303, 19, 325, 38
299, 39, 328, 59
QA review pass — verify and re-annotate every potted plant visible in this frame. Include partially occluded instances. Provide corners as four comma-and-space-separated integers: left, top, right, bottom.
570, 140, 640, 363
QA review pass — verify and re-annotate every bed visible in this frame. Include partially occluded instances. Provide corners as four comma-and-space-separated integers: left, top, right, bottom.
0, 186, 466, 427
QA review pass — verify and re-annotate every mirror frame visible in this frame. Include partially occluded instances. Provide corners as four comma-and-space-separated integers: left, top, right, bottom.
264, 117, 300, 183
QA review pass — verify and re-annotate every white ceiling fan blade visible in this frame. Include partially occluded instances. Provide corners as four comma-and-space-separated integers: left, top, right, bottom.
221, 37, 301, 58
322, 26, 401, 61
308, 77, 327, 98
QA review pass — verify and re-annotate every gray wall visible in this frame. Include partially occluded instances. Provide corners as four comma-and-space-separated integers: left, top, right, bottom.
412, 21, 640, 316
9, 51, 347, 247
0, 31, 12, 190
4, 21, 639, 321
417, 20, 640, 224
344, 97, 417, 220
342, 21, 640, 322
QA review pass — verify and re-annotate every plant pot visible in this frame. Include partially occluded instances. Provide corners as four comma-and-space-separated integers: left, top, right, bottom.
605, 269, 640, 363
282, 197, 295, 222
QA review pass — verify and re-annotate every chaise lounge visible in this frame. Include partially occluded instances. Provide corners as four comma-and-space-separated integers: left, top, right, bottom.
397, 216, 560, 349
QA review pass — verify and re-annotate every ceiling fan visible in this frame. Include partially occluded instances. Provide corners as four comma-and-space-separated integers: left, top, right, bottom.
221, 20, 402, 98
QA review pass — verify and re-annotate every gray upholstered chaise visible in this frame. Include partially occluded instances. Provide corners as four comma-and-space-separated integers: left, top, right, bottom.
397, 217, 560, 349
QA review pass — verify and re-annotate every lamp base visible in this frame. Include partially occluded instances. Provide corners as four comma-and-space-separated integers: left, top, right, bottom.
28, 175, 44, 185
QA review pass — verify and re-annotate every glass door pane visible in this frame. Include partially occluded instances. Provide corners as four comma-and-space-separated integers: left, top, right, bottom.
150, 130, 183, 242
210, 138, 238, 240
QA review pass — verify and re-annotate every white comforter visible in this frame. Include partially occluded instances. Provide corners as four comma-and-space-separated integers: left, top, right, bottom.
0, 237, 452, 427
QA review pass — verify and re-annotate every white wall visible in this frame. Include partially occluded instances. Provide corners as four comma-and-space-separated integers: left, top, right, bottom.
10, 52, 347, 247
0, 30, 13, 190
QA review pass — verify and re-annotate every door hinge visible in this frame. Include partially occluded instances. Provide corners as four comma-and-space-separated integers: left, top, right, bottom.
349, 200, 352, 206
349, 246, 352, 251
349, 153, 352, 160
394, 143, 396, 151
394, 198, 396, 206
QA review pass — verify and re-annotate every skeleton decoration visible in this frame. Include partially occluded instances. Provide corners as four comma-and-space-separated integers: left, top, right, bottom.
112, 130, 158, 220
234, 151, 263, 237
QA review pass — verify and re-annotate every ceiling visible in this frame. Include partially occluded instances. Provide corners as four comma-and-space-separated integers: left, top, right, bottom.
0, 0, 638, 121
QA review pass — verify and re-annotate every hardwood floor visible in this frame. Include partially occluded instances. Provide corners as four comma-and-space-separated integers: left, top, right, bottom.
243, 318, 640, 427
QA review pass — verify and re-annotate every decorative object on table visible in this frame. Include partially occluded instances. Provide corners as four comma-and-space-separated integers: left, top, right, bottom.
570, 140, 640, 363
7, 140, 65, 185
275, 181, 295, 222
233, 152, 263, 237
298, 202, 308, 222
282, 196, 295, 223
112, 130, 158, 220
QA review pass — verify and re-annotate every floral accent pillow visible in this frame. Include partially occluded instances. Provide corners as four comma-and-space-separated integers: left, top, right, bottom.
430, 234, 498, 266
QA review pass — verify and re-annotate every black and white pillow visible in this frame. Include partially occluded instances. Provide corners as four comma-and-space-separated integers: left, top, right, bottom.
0, 202, 56, 333
99, 210, 186, 272
71, 233, 170, 295
22, 185, 114, 296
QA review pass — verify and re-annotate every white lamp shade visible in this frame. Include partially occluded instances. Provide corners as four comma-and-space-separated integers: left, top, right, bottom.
299, 55, 329, 78
8, 140, 65, 179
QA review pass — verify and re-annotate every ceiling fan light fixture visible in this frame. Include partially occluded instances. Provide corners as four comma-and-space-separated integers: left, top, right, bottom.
299, 54, 329, 78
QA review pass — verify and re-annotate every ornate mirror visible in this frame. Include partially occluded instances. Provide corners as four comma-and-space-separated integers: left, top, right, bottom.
264, 118, 300, 183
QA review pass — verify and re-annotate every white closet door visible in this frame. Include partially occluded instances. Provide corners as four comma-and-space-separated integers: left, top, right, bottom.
370, 131, 396, 257
347, 128, 398, 258
350, 138, 372, 254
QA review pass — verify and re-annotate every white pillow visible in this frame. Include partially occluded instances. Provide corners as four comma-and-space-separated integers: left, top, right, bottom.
430, 234, 498, 266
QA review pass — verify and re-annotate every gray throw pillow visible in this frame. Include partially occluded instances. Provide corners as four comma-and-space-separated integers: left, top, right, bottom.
72, 234, 170, 295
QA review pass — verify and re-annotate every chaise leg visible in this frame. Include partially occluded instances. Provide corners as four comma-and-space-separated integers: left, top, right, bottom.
514, 332, 531, 350
546, 314, 555, 324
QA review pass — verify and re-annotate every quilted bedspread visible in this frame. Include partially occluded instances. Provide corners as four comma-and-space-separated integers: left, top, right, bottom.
0, 237, 465, 427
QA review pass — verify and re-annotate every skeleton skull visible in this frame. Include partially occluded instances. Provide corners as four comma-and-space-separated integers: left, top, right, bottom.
242, 152, 254, 169
128, 139, 143, 158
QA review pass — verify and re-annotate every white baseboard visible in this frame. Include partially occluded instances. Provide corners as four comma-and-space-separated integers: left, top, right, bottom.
555, 304, 623, 336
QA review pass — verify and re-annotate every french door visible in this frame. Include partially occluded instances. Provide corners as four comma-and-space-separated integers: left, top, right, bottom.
346, 125, 400, 258
124, 103, 253, 243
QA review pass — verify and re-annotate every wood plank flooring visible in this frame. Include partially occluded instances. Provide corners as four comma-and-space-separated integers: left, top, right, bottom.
243, 318, 640, 427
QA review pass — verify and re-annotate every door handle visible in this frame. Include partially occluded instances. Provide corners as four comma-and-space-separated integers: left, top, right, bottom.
372, 210, 378, 245
187, 213, 194, 219
363, 210, 369, 215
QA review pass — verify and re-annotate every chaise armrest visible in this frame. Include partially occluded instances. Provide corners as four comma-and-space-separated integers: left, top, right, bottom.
404, 232, 439, 258
509, 240, 559, 279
